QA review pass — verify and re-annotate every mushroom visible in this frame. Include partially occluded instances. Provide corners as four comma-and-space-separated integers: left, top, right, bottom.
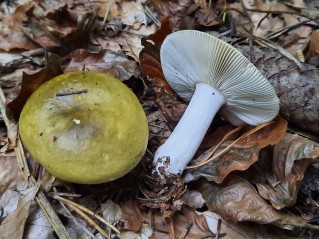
19, 71, 149, 184
154, 30, 280, 174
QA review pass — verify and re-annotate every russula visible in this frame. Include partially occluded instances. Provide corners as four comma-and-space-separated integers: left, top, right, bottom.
19, 71, 148, 184
154, 30, 280, 174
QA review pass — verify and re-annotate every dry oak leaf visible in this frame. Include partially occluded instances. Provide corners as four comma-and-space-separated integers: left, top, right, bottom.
255, 133, 319, 210
199, 176, 319, 230
185, 116, 287, 184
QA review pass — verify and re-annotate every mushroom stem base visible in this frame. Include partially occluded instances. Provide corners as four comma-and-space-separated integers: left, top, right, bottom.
154, 83, 226, 175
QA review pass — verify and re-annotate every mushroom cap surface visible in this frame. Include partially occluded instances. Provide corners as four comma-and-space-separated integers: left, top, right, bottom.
19, 71, 149, 184
160, 30, 280, 126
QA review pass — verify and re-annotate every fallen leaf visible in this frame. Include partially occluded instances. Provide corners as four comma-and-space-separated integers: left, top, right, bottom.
24, 205, 55, 238
21, 4, 96, 54
185, 116, 287, 183
140, 18, 173, 92
0, 154, 21, 194
305, 30, 319, 65
101, 199, 124, 229
0, 186, 38, 239
64, 49, 140, 81
0, 1, 38, 51
155, 87, 188, 129
151, 0, 195, 29
6, 53, 63, 122
254, 133, 319, 210
199, 176, 319, 230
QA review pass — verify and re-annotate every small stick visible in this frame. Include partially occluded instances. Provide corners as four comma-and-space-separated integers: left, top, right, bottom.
54, 196, 120, 234
66, 203, 110, 239
56, 89, 88, 97
187, 122, 273, 169
179, 221, 193, 239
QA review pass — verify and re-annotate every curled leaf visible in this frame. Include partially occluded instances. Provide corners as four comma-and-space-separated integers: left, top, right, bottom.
64, 49, 140, 81
199, 176, 319, 230
255, 133, 319, 209
185, 116, 287, 183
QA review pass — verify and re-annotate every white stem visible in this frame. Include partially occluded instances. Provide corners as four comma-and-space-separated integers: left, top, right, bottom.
154, 83, 226, 174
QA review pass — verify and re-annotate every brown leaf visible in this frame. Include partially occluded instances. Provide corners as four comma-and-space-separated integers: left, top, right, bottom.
185, 116, 287, 183
21, 4, 96, 54
151, 0, 194, 29
140, 17, 174, 93
0, 186, 38, 239
64, 49, 140, 81
0, 2, 38, 51
0, 154, 21, 194
305, 30, 319, 65
155, 87, 188, 129
22, 7, 62, 49
121, 202, 213, 238
199, 176, 319, 230
254, 133, 319, 209
6, 54, 63, 122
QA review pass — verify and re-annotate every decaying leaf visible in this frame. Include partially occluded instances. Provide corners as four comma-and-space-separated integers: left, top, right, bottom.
0, 1, 38, 51
140, 18, 174, 92
24, 205, 55, 238
305, 30, 319, 65
254, 133, 319, 210
64, 49, 140, 81
0, 186, 38, 239
21, 4, 96, 54
120, 200, 268, 238
151, 0, 194, 29
155, 87, 188, 129
6, 54, 63, 122
0, 154, 22, 195
199, 176, 319, 230
185, 116, 287, 183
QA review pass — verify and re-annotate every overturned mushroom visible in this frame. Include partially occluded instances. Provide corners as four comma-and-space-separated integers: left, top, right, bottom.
154, 30, 280, 175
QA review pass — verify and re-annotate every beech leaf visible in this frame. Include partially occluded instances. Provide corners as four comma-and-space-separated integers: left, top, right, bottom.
255, 133, 319, 209
199, 176, 319, 230
185, 116, 287, 183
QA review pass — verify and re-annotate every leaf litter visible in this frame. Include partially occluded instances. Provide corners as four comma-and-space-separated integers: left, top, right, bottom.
1, 0, 319, 238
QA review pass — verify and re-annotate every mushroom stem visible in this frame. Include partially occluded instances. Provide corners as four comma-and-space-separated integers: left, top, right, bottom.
154, 83, 226, 174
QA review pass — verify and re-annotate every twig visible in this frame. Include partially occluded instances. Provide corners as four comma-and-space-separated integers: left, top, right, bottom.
56, 89, 88, 97
187, 122, 273, 169
179, 221, 193, 239
168, 217, 175, 239
65, 202, 110, 238
186, 126, 243, 170
53, 188, 98, 239
102, 0, 113, 25
239, 0, 254, 48
0, 87, 72, 239
54, 195, 120, 234
215, 219, 222, 239
143, 5, 161, 27
225, 7, 319, 26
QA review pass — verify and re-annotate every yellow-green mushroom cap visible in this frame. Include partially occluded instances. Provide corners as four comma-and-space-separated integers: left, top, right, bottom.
19, 71, 149, 184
